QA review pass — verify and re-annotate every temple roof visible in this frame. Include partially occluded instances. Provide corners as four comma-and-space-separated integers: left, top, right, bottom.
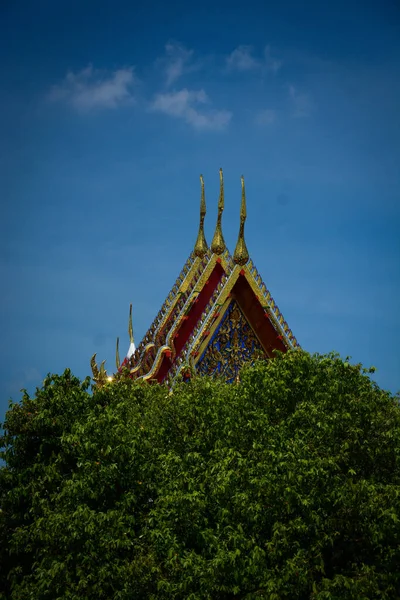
91, 170, 299, 385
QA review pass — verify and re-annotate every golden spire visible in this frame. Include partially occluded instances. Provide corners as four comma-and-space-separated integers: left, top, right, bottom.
211, 168, 226, 255
194, 174, 208, 258
116, 337, 120, 369
233, 175, 250, 266
128, 303, 134, 344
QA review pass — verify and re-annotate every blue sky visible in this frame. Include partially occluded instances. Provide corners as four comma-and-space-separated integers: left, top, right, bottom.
1, 0, 400, 422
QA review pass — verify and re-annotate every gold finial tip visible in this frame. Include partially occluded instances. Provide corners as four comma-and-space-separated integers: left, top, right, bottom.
234, 173, 249, 265
200, 174, 205, 208
212, 167, 226, 253
116, 336, 121, 370
194, 172, 208, 258
128, 304, 134, 344
233, 238, 249, 265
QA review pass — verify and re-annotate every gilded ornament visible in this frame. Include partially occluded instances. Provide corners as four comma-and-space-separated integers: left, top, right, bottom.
194, 175, 208, 258
196, 301, 265, 382
233, 175, 250, 266
211, 168, 226, 255
116, 337, 120, 370
128, 303, 134, 344
90, 353, 99, 381
90, 353, 108, 386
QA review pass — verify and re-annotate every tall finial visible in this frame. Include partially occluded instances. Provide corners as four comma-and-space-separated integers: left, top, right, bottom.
116, 337, 120, 369
194, 174, 208, 258
128, 303, 134, 344
211, 168, 226, 255
127, 303, 136, 359
233, 175, 250, 266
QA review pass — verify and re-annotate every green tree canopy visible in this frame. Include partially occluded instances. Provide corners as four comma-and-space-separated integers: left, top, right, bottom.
1, 351, 399, 599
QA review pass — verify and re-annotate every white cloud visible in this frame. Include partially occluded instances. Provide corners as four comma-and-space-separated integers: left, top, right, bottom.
163, 41, 195, 87
255, 108, 278, 125
264, 45, 282, 74
289, 84, 314, 118
48, 65, 136, 111
226, 44, 282, 73
226, 45, 259, 71
150, 88, 232, 131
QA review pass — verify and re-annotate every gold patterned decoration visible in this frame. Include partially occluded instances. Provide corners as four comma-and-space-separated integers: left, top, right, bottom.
211, 168, 226, 255
136, 251, 234, 382
196, 301, 266, 382
133, 254, 196, 358
194, 175, 208, 258
233, 175, 250, 266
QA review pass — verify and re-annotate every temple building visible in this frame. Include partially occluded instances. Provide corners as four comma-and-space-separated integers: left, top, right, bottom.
91, 169, 299, 385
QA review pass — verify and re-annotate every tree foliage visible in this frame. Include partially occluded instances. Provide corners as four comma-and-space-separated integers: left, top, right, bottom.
1, 351, 400, 599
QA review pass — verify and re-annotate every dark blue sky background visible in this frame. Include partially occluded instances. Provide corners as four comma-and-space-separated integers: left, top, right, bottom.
1, 0, 399, 421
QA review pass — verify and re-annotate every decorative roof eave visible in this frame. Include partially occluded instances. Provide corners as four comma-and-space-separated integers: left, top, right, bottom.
132, 251, 210, 362
141, 344, 172, 382
133, 250, 233, 381
244, 259, 300, 348
133, 253, 197, 346
129, 342, 156, 376
163, 252, 231, 357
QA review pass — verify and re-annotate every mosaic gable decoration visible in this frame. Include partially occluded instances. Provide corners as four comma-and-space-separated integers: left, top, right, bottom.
196, 301, 265, 383
91, 169, 299, 385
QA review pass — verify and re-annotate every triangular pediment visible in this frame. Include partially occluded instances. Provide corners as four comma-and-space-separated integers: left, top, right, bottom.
148, 260, 298, 383
196, 300, 266, 382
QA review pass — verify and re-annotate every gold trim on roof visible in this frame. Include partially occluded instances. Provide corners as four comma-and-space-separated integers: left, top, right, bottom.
233, 175, 250, 266
137, 252, 233, 381
194, 174, 208, 258
186, 262, 298, 363
133, 253, 199, 359
131, 255, 210, 374
135, 255, 298, 383
211, 168, 226, 255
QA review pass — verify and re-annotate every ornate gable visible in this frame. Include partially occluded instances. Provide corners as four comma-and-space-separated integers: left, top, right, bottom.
91, 170, 299, 386
196, 300, 265, 382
